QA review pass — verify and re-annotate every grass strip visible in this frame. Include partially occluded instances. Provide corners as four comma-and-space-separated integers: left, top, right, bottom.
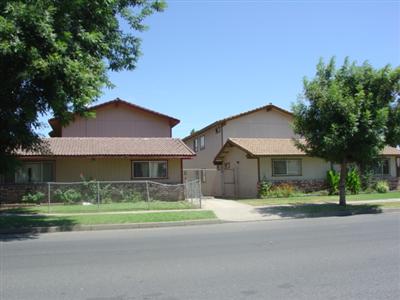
239, 191, 400, 206
1, 201, 195, 214
0, 210, 216, 230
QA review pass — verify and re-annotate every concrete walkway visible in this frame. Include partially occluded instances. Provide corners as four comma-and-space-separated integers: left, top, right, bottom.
202, 198, 270, 221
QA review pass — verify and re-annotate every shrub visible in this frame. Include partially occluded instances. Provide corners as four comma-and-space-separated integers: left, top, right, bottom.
269, 183, 296, 198
257, 180, 272, 198
374, 181, 389, 193
327, 170, 339, 195
22, 191, 45, 204
123, 190, 144, 202
360, 168, 374, 191
54, 188, 82, 204
346, 168, 361, 195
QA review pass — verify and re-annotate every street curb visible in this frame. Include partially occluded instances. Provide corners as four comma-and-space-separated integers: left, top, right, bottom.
0, 219, 224, 235
1, 209, 398, 235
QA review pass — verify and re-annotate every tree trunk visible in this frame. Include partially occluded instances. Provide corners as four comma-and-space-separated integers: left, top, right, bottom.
339, 161, 347, 206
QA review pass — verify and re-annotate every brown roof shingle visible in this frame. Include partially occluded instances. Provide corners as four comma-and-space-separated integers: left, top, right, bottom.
17, 138, 195, 157
214, 138, 400, 163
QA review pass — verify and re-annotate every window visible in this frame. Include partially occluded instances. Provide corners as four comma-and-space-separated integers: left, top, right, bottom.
200, 135, 205, 150
132, 161, 167, 179
373, 159, 390, 175
193, 138, 198, 152
272, 159, 301, 176
15, 161, 54, 183
216, 127, 221, 133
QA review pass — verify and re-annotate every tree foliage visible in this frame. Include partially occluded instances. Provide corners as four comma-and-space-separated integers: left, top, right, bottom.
0, 0, 165, 172
292, 57, 400, 205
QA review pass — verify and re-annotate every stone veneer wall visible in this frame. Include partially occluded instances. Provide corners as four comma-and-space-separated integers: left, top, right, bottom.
269, 176, 400, 193
269, 179, 327, 193
0, 182, 185, 204
0, 184, 48, 204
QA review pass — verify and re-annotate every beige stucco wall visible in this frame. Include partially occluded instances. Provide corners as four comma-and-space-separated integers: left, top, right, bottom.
223, 109, 294, 140
183, 124, 223, 169
183, 108, 294, 171
55, 157, 182, 183
259, 156, 330, 181
388, 156, 398, 177
62, 104, 171, 137
221, 146, 258, 198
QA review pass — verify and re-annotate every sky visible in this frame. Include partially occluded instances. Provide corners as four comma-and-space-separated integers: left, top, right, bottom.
39, 0, 400, 138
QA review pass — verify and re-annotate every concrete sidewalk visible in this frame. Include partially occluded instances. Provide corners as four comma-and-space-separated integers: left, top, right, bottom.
202, 197, 400, 222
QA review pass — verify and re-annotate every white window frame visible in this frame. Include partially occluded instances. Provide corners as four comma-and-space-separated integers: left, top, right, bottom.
272, 159, 302, 177
200, 135, 205, 150
131, 160, 168, 179
373, 158, 390, 176
193, 138, 198, 152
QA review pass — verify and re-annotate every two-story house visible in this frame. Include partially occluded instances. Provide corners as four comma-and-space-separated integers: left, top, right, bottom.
1, 98, 195, 203
183, 103, 400, 198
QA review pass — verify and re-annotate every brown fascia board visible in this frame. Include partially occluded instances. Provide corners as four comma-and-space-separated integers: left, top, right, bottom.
213, 138, 257, 165
183, 104, 293, 142
48, 98, 181, 135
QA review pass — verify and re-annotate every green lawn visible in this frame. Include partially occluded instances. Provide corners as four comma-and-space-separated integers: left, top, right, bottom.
0, 210, 217, 230
0, 201, 195, 214
238, 191, 400, 206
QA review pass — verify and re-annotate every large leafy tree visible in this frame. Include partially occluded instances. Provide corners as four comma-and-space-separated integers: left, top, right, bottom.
0, 0, 165, 173
292, 58, 400, 206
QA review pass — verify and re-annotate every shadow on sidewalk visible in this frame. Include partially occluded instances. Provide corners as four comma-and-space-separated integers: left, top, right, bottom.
255, 203, 382, 219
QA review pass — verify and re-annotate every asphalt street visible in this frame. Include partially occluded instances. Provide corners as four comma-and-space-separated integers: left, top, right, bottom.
1, 213, 400, 300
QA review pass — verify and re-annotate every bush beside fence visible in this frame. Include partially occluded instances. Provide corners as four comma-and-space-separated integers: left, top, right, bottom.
0, 180, 202, 210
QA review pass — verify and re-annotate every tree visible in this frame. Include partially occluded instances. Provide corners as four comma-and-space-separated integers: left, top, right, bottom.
387, 99, 400, 147
0, 0, 165, 173
292, 57, 400, 206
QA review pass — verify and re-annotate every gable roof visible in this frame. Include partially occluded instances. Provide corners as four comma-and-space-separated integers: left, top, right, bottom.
214, 138, 400, 164
17, 138, 195, 158
183, 103, 293, 142
49, 98, 180, 137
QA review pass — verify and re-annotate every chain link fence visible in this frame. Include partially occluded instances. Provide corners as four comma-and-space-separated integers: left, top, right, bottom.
42, 179, 202, 212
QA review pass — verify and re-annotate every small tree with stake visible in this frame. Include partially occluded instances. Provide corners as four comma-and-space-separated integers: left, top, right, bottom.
292, 57, 400, 206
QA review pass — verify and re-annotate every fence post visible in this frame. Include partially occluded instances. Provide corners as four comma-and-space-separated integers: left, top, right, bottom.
146, 181, 150, 210
97, 181, 100, 209
47, 182, 51, 213
198, 179, 202, 208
